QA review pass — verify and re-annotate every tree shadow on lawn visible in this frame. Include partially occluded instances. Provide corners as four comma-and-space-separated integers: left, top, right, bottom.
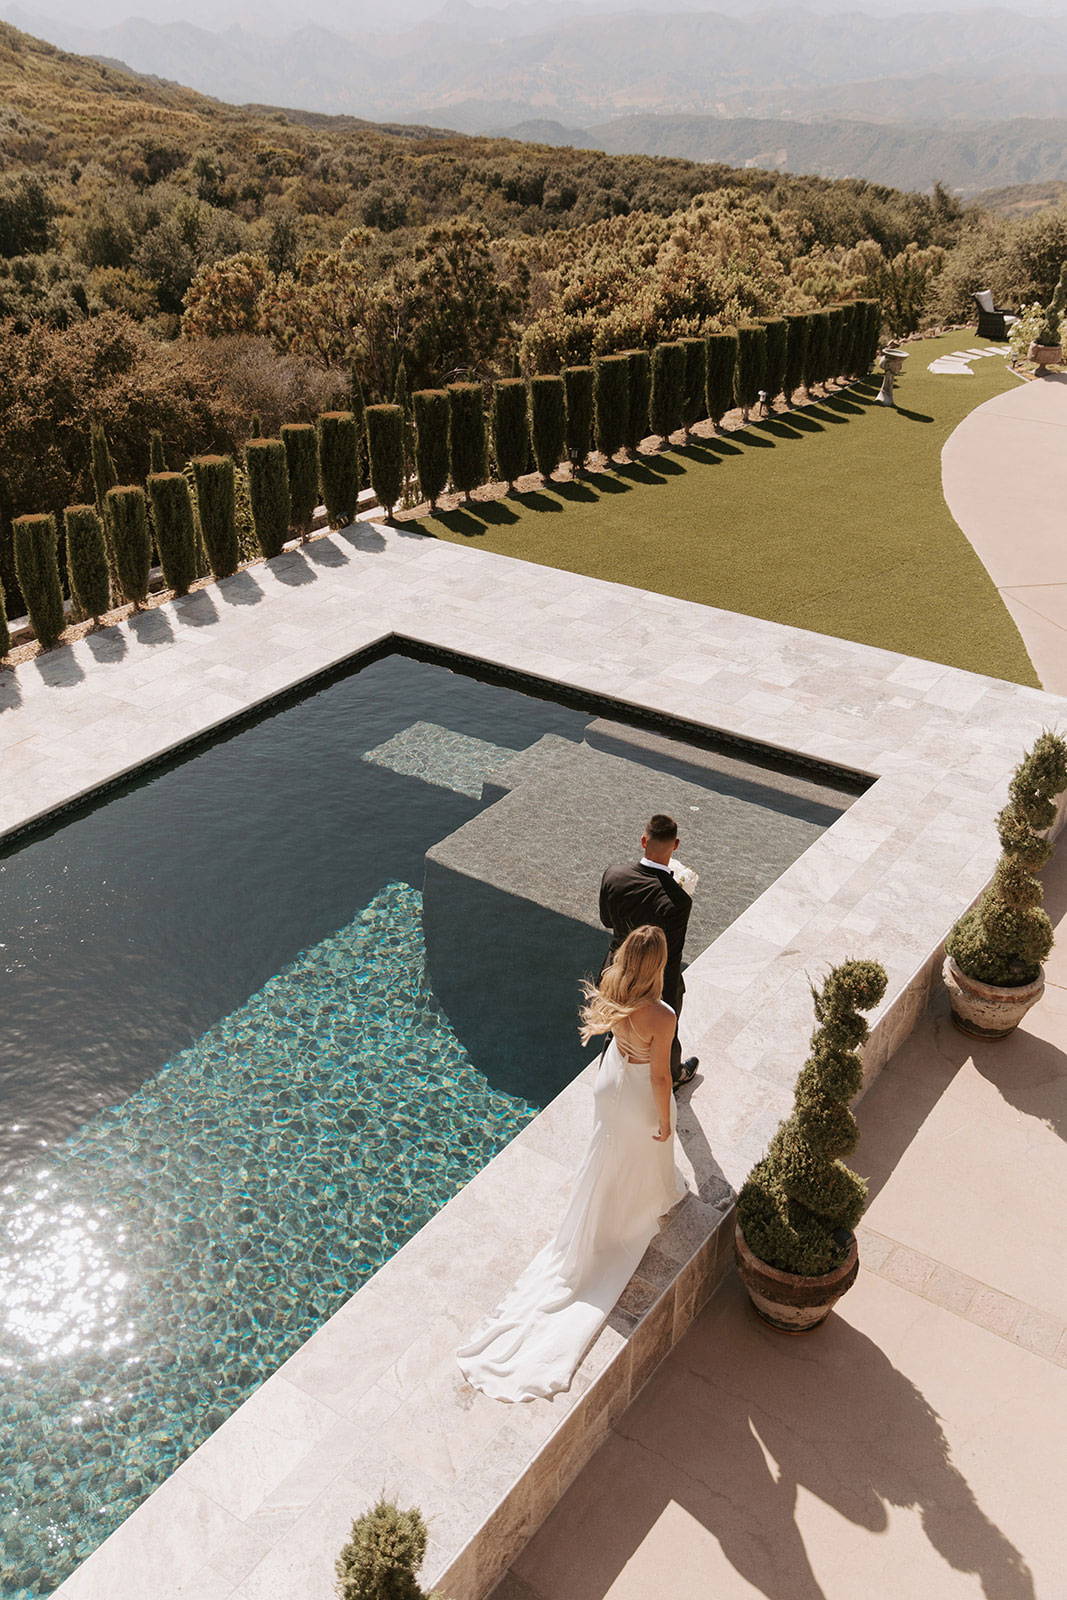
895, 405, 936, 423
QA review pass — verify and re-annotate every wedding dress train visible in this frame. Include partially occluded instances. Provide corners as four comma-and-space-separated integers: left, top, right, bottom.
456, 1038, 686, 1402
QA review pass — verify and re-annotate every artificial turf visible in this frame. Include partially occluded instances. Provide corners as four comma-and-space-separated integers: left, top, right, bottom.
407, 331, 1038, 687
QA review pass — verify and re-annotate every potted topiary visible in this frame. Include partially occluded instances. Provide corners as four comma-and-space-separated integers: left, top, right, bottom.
943, 732, 1067, 1038
734, 959, 888, 1332
335, 1498, 443, 1600
1027, 295, 1063, 373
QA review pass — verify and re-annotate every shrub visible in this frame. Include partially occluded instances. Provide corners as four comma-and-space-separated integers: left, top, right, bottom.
621, 347, 651, 457
649, 340, 685, 444
64, 503, 110, 620
804, 309, 831, 393
737, 959, 888, 1277
13, 513, 66, 647
563, 364, 594, 472
705, 330, 738, 428
835, 302, 860, 380
366, 403, 405, 518
530, 374, 566, 482
855, 300, 883, 375
245, 438, 291, 558
105, 485, 151, 606
734, 322, 766, 421
282, 422, 320, 537
90, 419, 118, 514
782, 312, 809, 405
447, 382, 486, 499
335, 1499, 438, 1600
824, 305, 847, 382
756, 318, 787, 408
679, 336, 708, 439
945, 732, 1067, 986
350, 370, 368, 478
318, 411, 361, 529
192, 455, 240, 578
594, 352, 630, 465
492, 377, 529, 491
147, 472, 198, 596
0, 577, 8, 658
148, 429, 166, 475
413, 388, 450, 509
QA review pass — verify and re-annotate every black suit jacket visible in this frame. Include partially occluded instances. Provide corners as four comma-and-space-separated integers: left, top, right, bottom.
599, 861, 692, 1011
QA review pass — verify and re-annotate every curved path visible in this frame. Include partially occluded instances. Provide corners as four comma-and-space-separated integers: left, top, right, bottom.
942, 372, 1067, 695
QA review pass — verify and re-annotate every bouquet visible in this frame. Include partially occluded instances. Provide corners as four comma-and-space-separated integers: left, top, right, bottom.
671, 859, 699, 897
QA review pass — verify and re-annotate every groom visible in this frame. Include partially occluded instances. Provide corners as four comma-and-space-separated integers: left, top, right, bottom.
599, 813, 699, 1090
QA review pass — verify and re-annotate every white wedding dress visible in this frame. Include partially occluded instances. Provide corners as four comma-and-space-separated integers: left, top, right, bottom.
456, 1036, 686, 1402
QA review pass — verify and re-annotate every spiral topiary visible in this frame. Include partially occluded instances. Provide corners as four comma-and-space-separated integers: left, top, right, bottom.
945, 731, 1067, 986
737, 958, 888, 1278
334, 1499, 442, 1600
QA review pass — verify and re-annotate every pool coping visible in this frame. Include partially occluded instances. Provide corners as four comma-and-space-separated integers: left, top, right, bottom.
2, 523, 1062, 1600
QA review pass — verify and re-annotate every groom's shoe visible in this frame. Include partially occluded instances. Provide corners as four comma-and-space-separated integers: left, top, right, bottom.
673, 1057, 698, 1092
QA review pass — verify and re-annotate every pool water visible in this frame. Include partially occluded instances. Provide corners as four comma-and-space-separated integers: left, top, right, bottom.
0, 649, 857, 1596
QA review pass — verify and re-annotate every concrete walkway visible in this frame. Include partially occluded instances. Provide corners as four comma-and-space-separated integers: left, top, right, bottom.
942, 373, 1067, 697
495, 848, 1067, 1600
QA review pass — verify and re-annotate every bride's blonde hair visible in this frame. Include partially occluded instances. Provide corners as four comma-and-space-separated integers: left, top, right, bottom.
579, 925, 668, 1045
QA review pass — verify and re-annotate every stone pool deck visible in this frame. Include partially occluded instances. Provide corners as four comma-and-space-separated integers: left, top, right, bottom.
497, 843, 1067, 1600
0, 526, 1063, 1600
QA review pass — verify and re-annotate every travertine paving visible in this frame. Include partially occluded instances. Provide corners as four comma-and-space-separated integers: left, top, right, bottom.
1, 524, 1061, 1600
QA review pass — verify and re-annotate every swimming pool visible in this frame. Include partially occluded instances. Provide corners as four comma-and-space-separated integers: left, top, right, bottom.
0, 649, 859, 1597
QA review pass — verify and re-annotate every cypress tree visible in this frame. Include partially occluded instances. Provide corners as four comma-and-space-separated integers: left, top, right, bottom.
105, 485, 151, 606
147, 472, 198, 596
705, 330, 738, 430
757, 317, 788, 410
529, 374, 566, 483
192, 455, 240, 578
679, 336, 708, 440
366, 403, 405, 519
594, 353, 630, 466
0, 576, 8, 658
392, 358, 415, 507
90, 420, 117, 514
858, 300, 883, 374
413, 388, 450, 509
492, 377, 530, 491
824, 305, 846, 384
621, 348, 651, 457
317, 411, 361, 528
63, 504, 110, 621
282, 422, 320, 538
250, 412, 263, 438
245, 439, 291, 558
350, 371, 368, 479
148, 430, 166, 475
447, 382, 486, 500
563, 364, 594, 473
805, 310, 831, 394
649, 341, 676, 445
834, 302, 857, 380
782, 312, 810, 407
13, 512, 65, 648
734, 323, 767, 422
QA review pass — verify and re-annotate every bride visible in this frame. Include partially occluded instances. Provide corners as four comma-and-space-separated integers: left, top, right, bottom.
457, 925, 687, 1403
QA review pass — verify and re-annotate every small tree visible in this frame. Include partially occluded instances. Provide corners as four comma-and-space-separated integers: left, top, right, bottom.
335, 1499, 438, 1600
148, 430, 166, 475
737, 959, 888, 1277
147, 472, 198, 596
946, 732, 1067, 987
757, 318, 788, 410
705, 330, 738, 430
366, 403, 405, 519
447, 382, 486, 501
594, 353, 630, 466
782, 312, 809, 406
0, 577, 9, 658
13, 512, 65, 647
350, 371, 368, 479
530, 374, 566, 483
679, 336, 708, 441
563, 364, 594, 473
105, 485, 151, 607
649, 340, 683, 446
824, 305, 847, 384
855, 300, 883, 376
192, 455, 239, 578
620, 348, 651, 458
318, 411, 361, 529
392, 358, 416, 507
64, 504, 110, 622
492, 377, 529, 492
90, 419, 117, 515
734, 323, 767, 423
804, 310, 831, 395
413, 389, 450, 510
282, 423, 320, 539
835, 302, 859, 380
245, 438, 291, 558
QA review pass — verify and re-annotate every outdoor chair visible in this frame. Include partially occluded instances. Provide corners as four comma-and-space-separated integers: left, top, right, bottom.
973, 290, 1017, 340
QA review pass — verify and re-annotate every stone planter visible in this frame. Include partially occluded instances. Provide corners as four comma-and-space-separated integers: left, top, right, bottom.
734, 1221, 859, 1333
942, 954, 1044, 1040
1027, 341, 1062, 372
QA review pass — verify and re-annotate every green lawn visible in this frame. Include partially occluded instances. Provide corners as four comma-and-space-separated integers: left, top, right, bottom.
406, 332, 1038, 687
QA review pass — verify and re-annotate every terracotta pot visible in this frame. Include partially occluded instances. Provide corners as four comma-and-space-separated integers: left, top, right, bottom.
1027, 341, 1062, 370
734, 1221, 859, 1333
942, 954, 1044, 1040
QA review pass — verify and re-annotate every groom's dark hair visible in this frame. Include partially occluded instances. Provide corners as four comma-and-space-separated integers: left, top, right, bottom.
646, 813, 678, 843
